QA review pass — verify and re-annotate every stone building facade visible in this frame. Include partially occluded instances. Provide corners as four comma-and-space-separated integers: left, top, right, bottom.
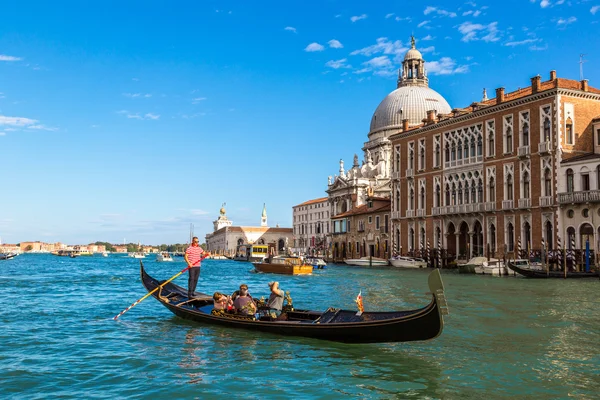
389, 71, 600, 261
330, 196, 391, 261
292, 197, 330, 255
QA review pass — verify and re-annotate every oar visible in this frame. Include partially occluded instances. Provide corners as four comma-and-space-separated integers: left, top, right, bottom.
113, 264, 191, 320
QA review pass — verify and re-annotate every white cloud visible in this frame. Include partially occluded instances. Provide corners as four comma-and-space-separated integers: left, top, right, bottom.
385, 13, 394, 18
418, 20, 430, 28
458, 21, 500, 42
424, 6, 457, 17
284, 26, 297, 33
505, 38, 539, 46
328, 39, 344, 49
350, 37, 408, 59
556, 16, 576, 25
364, 56, 392, 68
530, 44, 548, 51
540, 0, 551, 7
420, 46, 435, 53
28, 124, 58, 131
395, 16, 412, 22
305, 42, 325, 52
422, 34, 435, 41
118, 110, 160, 120
123, 93, 152, 98
145, 113, 160, 120
350, 14, 368, 22
325, 58, 351, 69
192, 97, 207, 104
592, 6, 600, 15
0, 55, 22, 61
0, 115, 37, 126
425, 57, 469, 75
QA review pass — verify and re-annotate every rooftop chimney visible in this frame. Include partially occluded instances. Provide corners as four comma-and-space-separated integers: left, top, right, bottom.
550, 70, 557, 80
402, 118, 409, 131
581, 79, 589, 92
531, 75, 541, 93
426, 110, 436, 124
495, 87, 505, 105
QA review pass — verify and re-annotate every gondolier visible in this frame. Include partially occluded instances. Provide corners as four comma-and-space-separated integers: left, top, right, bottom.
184, 237, 210, 298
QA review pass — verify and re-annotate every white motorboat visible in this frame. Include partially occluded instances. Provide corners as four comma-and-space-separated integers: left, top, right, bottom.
156, 252, 174, 262
474, 258, 510, 276
344, 256, 389, 267
389, 256, 428, 269
102, 251, 109, 257
0, 252, 18, 260
305, 257, 327, 269
129, 252, 145, 259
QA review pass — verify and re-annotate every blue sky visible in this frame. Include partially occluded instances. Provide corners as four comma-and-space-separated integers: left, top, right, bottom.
1, 0, 599, 245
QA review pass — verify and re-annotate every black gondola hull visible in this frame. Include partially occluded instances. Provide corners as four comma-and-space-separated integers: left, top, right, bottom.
140, 263, 448, 343
508, 263, 599, 279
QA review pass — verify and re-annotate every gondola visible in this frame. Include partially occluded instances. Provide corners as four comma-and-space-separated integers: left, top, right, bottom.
507, 262, 599, 279
140, 262, 449, 343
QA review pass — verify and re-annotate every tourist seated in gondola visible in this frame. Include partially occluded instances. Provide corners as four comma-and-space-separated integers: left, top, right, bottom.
212, 292, 233, 312
266, 281, 284, 317
233, 284, 256, 316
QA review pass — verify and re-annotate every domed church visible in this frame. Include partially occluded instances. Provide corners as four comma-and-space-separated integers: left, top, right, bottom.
327, 37, 451, 214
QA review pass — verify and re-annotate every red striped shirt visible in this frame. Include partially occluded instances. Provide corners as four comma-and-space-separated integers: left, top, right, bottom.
185, 245, 205, 267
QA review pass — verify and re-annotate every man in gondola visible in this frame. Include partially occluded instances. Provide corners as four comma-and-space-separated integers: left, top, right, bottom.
184, 237, 210, 298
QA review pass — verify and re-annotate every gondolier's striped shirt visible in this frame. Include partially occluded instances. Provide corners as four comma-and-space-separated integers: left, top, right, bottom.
185, 245, 205, 267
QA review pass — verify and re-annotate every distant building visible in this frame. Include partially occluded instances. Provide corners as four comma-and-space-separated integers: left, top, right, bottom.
113, 245, 128, 253
205, 204, 293, 256
292, 197, 330, 255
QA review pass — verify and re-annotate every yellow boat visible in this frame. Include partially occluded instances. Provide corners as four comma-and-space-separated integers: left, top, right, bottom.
253, 256, 313, 275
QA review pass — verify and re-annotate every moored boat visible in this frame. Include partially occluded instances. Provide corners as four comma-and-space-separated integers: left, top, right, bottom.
507, 260, 599, 279
458, 257, 488, 274
389, 256, 427, 269
473, 258, 510, 276
140, 262, 449, 343
344, 256, 389, 267
305, 257, 327, 269
253, 256, 313, 275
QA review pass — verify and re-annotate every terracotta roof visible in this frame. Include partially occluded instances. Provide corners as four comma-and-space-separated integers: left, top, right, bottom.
294, 197, 328, 207
333, 202, 391, 218
593, 115, 600, 121
561, 152, 600, 164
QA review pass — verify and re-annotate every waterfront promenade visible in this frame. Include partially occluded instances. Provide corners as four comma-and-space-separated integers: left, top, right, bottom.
2, 254, 599, 398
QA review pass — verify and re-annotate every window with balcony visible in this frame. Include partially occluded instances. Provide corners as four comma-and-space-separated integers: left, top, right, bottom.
470, 137, 476, 158
543, 118, 551, 142
420, 186, 425, 209
457, 140, 462, 160
458, 183, 463, 205
522, 123, 529, 146
435, 184, 441, 207
464, 182, 470, 204
506, 127, 513, 153
409, 188, 414, 210
477, 136, 482, 157
445, 184, 451, 206
566, 118, 574, 145
409, 145, 415, 170
452, 184, 457, 205
544, 168, 552, 196
582, 173, 590, 191
435, 143, 440, 168
395, 146, 401, 173
471, 184, 476, 203
566, 169, 574, 193
490, 224, 496, 253
489, 177, 496, 201
506, 174, 513, 201
451, 143, 456, 161
478, 179, 483, 202
523, 171, 530, 198
445, 143, 450, 163
487, 121, 495, 157
508, 223, 514, 252
419, 139, 425, 170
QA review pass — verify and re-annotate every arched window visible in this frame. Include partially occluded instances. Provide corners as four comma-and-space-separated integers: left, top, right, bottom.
471, 182, 476, 203
522, 123, 529, 146
508, 223, 514, 252
409, 228, 415, 250
566, 118, 574, 145
490, 224, 496, 253
458, 183, 463, 205
477, 135, 483, 156
523, 171, 530, 198
545, 221, 553, 250
420, 146, 425, 170
488, 131, 495, 156
457, 140, 462, 160
566, 169, 574, 193
506, 127, 513, 153
465, 139, 470, 159
409, 148, 414, 169
452, 183, 457, 205
544, 168, 552, 197
435, 184, 441, 207
445, 184, 451, 206
478, 179, 483, 202
435, 144, 441, 167
470, 137, 476, 157
524, 222, 531, 252
409, 188, 414, 210
543, 118, 551, 142
489, 177, 495, 201
445, 143, 450, 163
421, 228, 426, 249
507, 174, 513, 201
420, 186, 425, 209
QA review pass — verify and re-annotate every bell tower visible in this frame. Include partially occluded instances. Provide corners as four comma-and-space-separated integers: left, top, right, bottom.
397, 36, 428, 88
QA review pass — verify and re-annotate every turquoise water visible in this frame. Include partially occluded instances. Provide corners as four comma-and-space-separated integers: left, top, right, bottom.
1, 254, 599, 399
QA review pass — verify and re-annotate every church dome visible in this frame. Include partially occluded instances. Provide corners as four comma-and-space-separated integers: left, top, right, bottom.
369, 86, 451, 131
368, 36, 451, 133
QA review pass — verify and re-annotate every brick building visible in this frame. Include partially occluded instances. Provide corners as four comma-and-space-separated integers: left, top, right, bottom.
389, 70, 600, 261
330, 195, 391, 261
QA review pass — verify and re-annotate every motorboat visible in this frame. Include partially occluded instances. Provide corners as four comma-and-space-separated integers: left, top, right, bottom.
129, 252, 146, 259
344, 256, 389, 267
156, 252, 174, 262
304, 257, 327, 269
473, 258, 510, 276
140, 262, 449, 343
102, 251, 109, 257
389, 256, 428, 269
0, 252, 18, 260
253, 256, 313, 275
458, 257, 488, 274
508, 259, 598, 278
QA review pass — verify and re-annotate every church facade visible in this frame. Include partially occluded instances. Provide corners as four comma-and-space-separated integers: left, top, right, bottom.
205, 204, 293, 257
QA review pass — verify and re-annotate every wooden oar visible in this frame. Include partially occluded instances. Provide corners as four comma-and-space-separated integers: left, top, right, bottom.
113, 264, 191, 320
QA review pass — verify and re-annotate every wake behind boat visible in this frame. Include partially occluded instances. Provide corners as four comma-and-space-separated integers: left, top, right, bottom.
140, 262, 449, 343
344, 256, 389, 267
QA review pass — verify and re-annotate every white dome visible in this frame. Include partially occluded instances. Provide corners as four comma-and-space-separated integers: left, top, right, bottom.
369, 86, 452, 132
404, 48, 423, 60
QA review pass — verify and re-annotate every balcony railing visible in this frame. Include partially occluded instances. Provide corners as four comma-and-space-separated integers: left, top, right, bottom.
502, 200, 514, 210
406, 168, 414, 178
518, 145, 530, 158
558, 190, 600, 204
539, 196, 553, 207
406, 210, 415, 218
417, 209, 426, 217
391, 211, 401, 219
538, 141, 551, 154
485, 201, 496, 211
432, 207, 440, 216
443, 155, 484, 170
518, 198, 531, 209
391, 171, 401, 180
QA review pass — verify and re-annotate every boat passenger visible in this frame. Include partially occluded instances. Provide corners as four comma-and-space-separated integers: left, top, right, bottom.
233, 284, 256, 316
213, 292, 233, 311
266, 281, 284, 316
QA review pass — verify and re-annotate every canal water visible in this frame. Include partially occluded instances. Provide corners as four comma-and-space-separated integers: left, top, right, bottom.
1, 254, 598, 399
